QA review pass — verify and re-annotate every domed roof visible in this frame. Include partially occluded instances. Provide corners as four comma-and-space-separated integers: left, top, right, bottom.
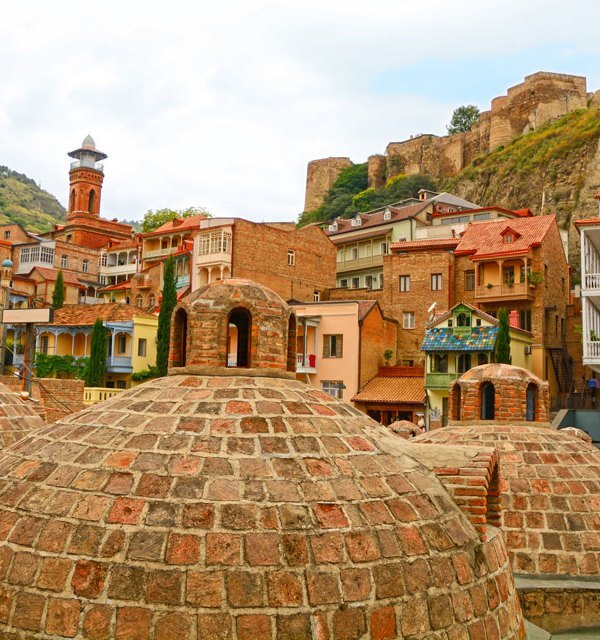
0, 382, 45, 448
458, 363, 541, 384
413, 424, 600, 577
82, 133, 96, 149
0, 281, 525, 639
1, 258, 13, 268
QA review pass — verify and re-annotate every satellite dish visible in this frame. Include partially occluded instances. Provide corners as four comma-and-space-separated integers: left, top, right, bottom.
427, 301, 437, 313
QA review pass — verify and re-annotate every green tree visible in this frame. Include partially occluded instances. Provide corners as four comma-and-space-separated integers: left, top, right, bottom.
52, 270, 65, 309
447, 105, 481, 134
85, 319, 107, 387
496, 308, 512, 364
141, 206, 211, 233
156, 256, 177, 376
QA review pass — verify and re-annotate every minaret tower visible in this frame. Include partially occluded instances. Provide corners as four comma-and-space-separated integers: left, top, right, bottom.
67, 134, 107, 218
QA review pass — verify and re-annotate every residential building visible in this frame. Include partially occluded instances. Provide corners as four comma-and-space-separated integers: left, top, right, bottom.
327, 191, 479, 291
290, 300, 397, 403
421, 302, 533, 428
141, 215, 204, 272
193, 218, 335, 302
99, 236, 143, 288
7, 303, 158, 388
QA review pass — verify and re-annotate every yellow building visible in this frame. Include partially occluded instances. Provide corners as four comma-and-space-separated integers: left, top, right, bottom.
9, 303, 158, 389
422, 302, 532, 429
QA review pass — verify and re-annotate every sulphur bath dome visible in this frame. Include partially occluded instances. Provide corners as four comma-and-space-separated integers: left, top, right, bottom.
0, 280, 525, 639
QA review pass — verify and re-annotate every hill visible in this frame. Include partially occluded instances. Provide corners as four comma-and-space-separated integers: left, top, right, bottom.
0, 166, 66, 233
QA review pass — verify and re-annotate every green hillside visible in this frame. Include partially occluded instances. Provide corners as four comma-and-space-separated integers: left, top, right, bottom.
0, 166, 66, 233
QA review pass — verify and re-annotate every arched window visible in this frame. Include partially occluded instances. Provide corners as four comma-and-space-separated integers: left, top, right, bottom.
148, 293, 156, 308
457, 353, 471, 374
88, 189, 96, 213
172, 308, 188, 367
135, 294, 143, 308
82, 258, 89, 273
433, 353, 448, 373
526, 383, 536, 421
227, 308, 251, 368
69, 189, 76, 211
453, 384, 462, 421
287, 314, 297, 372
478, 353, 489, 366
457, 313, 470, 327
481, 382, 495, 420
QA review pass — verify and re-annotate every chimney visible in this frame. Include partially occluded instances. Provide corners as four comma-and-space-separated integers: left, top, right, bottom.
509, 310, 519, 328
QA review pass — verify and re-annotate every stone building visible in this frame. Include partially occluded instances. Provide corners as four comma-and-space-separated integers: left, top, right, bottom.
412, 363, 600, 636
0, 279, 525, 639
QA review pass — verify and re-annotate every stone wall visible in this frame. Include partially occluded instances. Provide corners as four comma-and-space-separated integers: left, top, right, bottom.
303, 157, 352, 212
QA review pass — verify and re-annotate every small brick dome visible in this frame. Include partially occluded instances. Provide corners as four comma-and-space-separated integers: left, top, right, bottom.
0, 383, 45, 448
449, 364, 550, 424
0, 281, 525, 639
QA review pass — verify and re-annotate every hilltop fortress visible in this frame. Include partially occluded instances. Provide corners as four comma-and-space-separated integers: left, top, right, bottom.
305, 72, 597, 211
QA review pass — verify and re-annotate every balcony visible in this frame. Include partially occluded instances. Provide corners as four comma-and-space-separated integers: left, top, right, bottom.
176, 274, 190, 289
84, 387, 125, 405
336, 255, 383, 274
106, 356, 132, 373
297, 353, 317, 374
425, 372, 460, 389
79, 296, 104, 305
101, 263, 137, 277
143, 246, 178, 260
197, 251, 231, 267
475, 282, 534, 302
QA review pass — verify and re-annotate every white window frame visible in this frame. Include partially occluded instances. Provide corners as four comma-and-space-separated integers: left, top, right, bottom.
403, 312, 415, 329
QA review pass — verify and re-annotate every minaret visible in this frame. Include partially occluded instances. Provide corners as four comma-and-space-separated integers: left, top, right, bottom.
67, 134, 107, 218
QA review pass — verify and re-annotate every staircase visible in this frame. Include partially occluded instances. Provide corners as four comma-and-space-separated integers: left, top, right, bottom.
548, 346, 573, 393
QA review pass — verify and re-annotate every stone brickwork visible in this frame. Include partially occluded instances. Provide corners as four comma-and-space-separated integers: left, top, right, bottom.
520, 587, 600, 632
0, 280, 526, 640
448, 364, 550, 424
304, 157, 352, 212
0, 382, 45, 448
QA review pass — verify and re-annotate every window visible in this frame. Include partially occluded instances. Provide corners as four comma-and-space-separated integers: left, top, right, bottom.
313, 290, 321, 302
116, 380, 127, 389
117, 334, 127, 354
339, 279, 348, 288
503, 266, 515, 285
561, 277, 565, 293
321, 380, 344, 399
3, 230, 9, 240
350, 247, 358, 260
456, 313, 471, 327
431, 273, 442, 291
39, 335, 49, 355
100, 253, 107, 267
378, 273, 384, 289
478, 353, 488, 366
381, 242, 389, 255
365, 275, 373, 290
82, 259, 89, 273
337, 251, 344, 263
61, 255, 68, 269
148, 294, 156, 308
137, 338, 147, 357
432, 353, 447, 373
504, 234, 513, 244
399, 275, 410, 292
457, 353, 472, 374
88, 189, 96, 213
519, 309, 532, 332
351, 277, 360, 289
464, 270, 475, 291
66, 234, 72, 243
323, 334, 343, 358
135, 294, 143, 307
287, 250, 295, 266
403, 312, 415, 329
383, 209, 391, 221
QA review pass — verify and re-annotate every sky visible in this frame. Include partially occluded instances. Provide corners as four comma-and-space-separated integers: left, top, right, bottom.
1, 1, 600, 224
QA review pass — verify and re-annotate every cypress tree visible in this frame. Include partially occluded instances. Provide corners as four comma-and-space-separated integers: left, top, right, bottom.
85, 319, 107, 387
52, 270, 65, 309
156, 256, 177, 376
496, 307, 512, 364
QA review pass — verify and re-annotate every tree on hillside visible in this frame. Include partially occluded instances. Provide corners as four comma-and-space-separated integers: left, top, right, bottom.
447, 105, 480, 134
156, 256, 177, 376
496, 308, 512, 364
141, 207, 211, 233
52, 271, 65, 309
85, 319, 107, 387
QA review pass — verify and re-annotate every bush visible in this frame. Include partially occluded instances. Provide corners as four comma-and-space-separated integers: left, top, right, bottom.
34, 353, 89, 379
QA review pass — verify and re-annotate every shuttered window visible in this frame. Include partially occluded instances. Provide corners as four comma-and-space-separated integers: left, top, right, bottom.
323, 334, 343, 358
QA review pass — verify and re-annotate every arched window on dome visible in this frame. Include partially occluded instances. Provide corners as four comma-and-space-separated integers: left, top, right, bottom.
172, 308, 188, 368
452, 384, 462, 421
227, 308, 251, 368
88, 189, 96, 213
286, 314, 297, 372
69, 189, 76, 211
481, 382, 495, 420
526, 383, 536, 421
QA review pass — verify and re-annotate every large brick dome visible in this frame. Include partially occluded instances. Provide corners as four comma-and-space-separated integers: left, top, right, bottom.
0, 281, 525, 639
0, 383, 45, 448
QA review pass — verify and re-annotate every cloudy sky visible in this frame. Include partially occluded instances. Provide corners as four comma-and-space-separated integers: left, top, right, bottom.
1, 1, 600, 224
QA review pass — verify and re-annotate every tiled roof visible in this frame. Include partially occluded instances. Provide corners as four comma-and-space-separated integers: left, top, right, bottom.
426, 301, 498, 328
574, 217, 600, 231
455, 214, 556, 258
357, 300, 378, 322
326, 202, 427, 237
28, 267, 86, 288
352, 375, 425, 404
146, 214, 207, 236
421, 326, 498, 352
391, 238, 460, 252
42, 302, 156, 326
431, 206, 532, 220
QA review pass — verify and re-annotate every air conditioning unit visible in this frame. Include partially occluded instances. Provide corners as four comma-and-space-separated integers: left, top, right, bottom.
524, 346, 532, 355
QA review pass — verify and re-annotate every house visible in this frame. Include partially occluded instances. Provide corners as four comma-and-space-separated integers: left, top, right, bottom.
421, 302, 533, 428
192, 218, 335, 302
290, 300, 397, 403
8, 303, 158, 389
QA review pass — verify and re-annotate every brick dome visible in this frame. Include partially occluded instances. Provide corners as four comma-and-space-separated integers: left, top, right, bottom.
0, 383, 45, 448
0, 281, 525, 639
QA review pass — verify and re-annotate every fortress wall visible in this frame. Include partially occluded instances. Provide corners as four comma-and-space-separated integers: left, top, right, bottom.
304, 157, 352, 212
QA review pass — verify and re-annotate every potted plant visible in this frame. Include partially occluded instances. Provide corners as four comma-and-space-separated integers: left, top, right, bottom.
486, 283, 493, 289
527, 271, 543, 288
383, 349, 393, 365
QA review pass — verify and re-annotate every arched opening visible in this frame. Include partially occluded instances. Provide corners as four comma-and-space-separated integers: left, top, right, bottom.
69, 189, 76, 211
286, 314, 297, 372
478, 353, 489, 366
457, 312, 470, 327
227, 308, 251, 368
453, 384, 462, 421
172, 308, 188, 367
481, 382, 495, 420
526, 383, 536, 421
457, 353, 471, 374
88, 189, 96, 213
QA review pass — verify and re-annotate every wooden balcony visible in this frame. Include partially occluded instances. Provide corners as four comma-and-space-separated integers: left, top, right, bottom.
425, 372, 460, 390
475, 282, 535, 302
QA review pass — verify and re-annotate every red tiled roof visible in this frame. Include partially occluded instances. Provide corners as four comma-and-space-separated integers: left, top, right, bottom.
431, 206, 533, 219
574, 217, 600, 231
145, 214, 207, 236
326, 203, 427, 237
352, 376, 425, 404
42, 303, 156, 326
98, 280, 133, 292
28, 267, 86, 289
454, 215, 556, 259
391, 238, 460, 252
